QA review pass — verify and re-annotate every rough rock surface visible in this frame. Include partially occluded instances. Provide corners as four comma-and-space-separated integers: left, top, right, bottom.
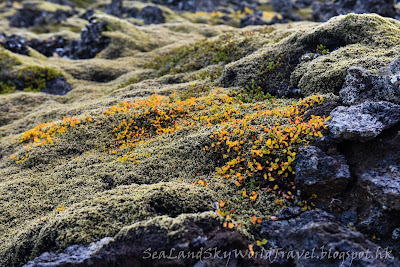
27, 36, 67, 57
58, 19, 110, 59
0, 33, 29, 55
327, 102, 400, 141
340, 57, 400, 105
312, 0, 397, 22
139, 6, 166, 25
8, 3, 75, 28
42, 76, 71, 95
260, 210, 400, 266
295, 145, 351, 196
340, 124, 400, 210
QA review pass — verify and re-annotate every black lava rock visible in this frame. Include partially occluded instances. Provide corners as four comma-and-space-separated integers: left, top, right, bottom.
0, 33, 29, 55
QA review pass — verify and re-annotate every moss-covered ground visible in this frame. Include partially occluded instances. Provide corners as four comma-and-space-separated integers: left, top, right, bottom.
0, 2, 399, 265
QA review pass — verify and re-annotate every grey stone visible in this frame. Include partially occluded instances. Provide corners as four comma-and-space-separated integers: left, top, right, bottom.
260, 210, 400, 266
340, 57, 400, 105
359, 168, 400, 210
327, 102, 400, 141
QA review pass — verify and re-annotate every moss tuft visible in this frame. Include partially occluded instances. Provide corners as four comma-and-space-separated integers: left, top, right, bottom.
16, 66, 64, 92
145, 32, 266, 76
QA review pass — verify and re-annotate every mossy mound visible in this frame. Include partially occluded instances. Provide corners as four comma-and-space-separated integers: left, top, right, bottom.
220, 14, 400, 96
145, 30, 269, 76
1, 182, 216, 266
0, 88, 327, 265
0, 48, 66, 94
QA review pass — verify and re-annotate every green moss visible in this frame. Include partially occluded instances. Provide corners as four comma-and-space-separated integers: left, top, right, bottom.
70, 0, 95, 8
0, 49, 21, 69
95, 14, 155, 59
0, 49, 65, 94
1, 182, 216, 265
0, 49, 21, 94
220, 14, 400, 96
145, 32, 266, 76
229, 79, 275, 103
16, 66, 64, 92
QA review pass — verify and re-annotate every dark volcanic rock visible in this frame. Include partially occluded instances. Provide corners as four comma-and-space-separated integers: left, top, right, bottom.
126, 7, 140, 18
340, 124, 400, 211
340, 60, 400, 105
303, 98, 340, 121
295, 0, 315, 8
27, 36, 67, 57
312, 0, 397, 22
59, 19, 110, 59
356, 207, 400, 238
80, 9, 95, 21
327, 102, 400, 141
271, 0, 294, 18
42, 76, 71, 95
47, 0, 75, 7
359, 169, 400, 210
0, 33, 29, 55
278, 207, 304, 220
105, 0, 123, 17
140, 6, 166, 25
24, 213, 268, 267
152, 0, 222, 12
295, 145, 351, 196
8, 3, 75, 28
239, 11, 268, 27
0, 33, 68, 57
260, 210, 400, 266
